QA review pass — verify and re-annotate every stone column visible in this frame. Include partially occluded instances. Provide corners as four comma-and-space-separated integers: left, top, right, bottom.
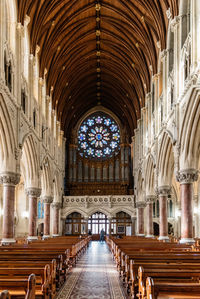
136, 202, 146, 236
131, 216, 136, 236
145, 196, 155, 238
42, 196, 53, 239
108, 217, 112, 236
0, 172, 20, 245
52, 202, 61, 237
84, 216, 89, 235
26, 188, 41, 241
176, 169, 198, 244
158, 186, 170, 241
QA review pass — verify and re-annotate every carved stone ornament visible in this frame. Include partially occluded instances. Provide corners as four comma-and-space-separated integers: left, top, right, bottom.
52, 202, 61, 209
176, 169, 198, 184
157, 186, 171, 197
135, 201, 146, 209
145, 195, 155, 204
0, 172, 20, 186
25, 187, 41, 198
42, 196, 53, 204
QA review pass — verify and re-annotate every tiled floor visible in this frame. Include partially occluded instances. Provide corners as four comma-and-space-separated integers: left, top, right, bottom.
56, 241, 127, 299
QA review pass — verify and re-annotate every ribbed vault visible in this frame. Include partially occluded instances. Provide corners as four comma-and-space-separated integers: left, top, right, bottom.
17, 0, 179, 139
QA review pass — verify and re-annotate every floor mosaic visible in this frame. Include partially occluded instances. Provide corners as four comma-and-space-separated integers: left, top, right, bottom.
56, 241, 127, 299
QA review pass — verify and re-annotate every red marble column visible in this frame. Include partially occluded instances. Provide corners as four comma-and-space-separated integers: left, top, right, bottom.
146, 196, 155, 238
26, 188, 41, 240
0, 172, 20, 245
158, 186, 170, 241
52, 202, 61, 237
136, 202, 146, 236
177, 170, 198, 244
43, 196, 53, 239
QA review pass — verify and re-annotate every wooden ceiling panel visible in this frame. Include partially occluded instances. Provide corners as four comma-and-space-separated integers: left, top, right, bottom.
17, 0, 179, 139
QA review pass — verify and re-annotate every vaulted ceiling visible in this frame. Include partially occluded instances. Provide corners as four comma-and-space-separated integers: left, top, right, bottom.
17, 0, 179, 139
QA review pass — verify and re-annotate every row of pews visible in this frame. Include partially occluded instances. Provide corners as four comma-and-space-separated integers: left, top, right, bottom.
106, 236, 200, 299
0, 235, 91, 299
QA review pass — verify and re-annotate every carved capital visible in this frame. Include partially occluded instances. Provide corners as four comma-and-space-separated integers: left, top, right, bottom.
157, 186, 171, 197
52, 202, 61, 209
42, 196, 53, 204
176, 169, 198, 184
0, 172, 20, 186
26, 188, 41, 198
136, 201, 146, 209
145, 195, 155, 204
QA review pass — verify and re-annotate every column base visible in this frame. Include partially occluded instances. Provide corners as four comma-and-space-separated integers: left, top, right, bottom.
43, 235, 50, 240
137, 234, 145, 237
158, 236, 169, 241
1, 238, 16, 245
180, 238, 195, 244
27, 236, 38, 241
52, 234, 59, 237
146, 235, 154, 238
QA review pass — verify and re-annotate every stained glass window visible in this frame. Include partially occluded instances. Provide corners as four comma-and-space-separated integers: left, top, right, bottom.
78, 112, 120, 159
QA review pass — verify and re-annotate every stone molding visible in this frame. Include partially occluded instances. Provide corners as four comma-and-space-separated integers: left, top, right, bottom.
135, 201, 146, 209
25, 187, 41, 198
145, 195, 155, 204
176, 169, 198, 184
42, 196, 53, 204
52, 202, 61, 209
0, 172, 20, 186
157, 186, 171, 197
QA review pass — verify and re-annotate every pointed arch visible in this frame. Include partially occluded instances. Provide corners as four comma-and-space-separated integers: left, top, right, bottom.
179, 89, 200, 169
0, 94, 16, 172
41, 156, 53, 196
157, 131, 174, 186
145, 154, 155, 196
21, 134, 40, 188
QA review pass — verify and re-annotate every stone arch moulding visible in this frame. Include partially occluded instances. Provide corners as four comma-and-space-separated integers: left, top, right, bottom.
0, 93, 17, 172
144, 154, 156, 196
74, 105, 124, 143
62, 208, 88, 219
157, 130, 175, 186
111, 207, 135, 218
179, 88, 200, 170
87, 207, 111, 218
20, 134, 40, 189
41, 156, 53, 197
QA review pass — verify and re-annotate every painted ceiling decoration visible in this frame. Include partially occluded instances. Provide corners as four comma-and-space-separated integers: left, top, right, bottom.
17, 0, 179, 139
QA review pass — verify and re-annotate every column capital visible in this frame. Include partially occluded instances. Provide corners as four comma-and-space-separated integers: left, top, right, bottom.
136, 201, 146, 208
26, 187, 41, 198
145, 195, 156, 204
52, 202, 61, 209
176, 169, 198, 184
42, 196, 53, 204
0, 172, 20, 186
157, 186, 171, 197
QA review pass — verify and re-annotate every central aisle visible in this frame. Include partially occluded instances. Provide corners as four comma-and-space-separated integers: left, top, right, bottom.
57, 241, 127, 299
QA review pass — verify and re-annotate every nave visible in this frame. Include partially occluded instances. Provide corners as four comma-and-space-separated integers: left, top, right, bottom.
57, 241, 126, 299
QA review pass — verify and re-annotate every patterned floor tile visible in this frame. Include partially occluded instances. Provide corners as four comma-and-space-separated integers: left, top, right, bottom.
56, 241, 127, 299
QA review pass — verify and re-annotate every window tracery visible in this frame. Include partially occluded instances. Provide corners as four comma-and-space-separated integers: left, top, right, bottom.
78, 113, 120, 159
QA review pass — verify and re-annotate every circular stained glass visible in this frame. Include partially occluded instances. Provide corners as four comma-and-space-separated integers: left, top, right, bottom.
78, 113, 120, 159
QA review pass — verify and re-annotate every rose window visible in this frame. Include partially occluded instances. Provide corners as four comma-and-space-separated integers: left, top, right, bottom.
78, 113, 120, 159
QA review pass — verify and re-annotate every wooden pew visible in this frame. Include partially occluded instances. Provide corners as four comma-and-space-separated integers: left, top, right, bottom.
138, 266, 200, 299
0, 291, 10, 299
0, 274, 36, 299
146, 276, 200, 299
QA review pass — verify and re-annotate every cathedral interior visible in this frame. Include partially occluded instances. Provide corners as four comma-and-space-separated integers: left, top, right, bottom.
0, 0, 200, 297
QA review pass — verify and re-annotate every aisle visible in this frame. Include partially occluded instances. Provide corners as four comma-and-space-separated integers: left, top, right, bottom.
56, 241, 127, 299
